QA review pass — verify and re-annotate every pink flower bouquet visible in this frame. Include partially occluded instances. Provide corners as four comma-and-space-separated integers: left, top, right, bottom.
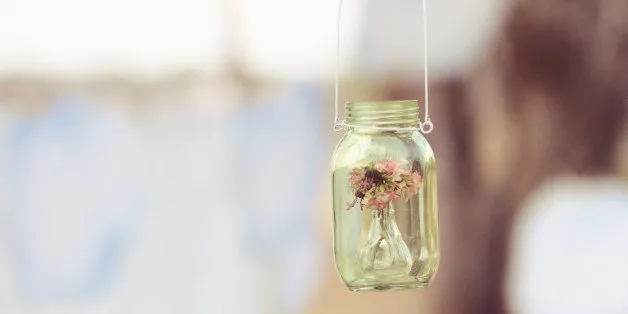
347, 158, 423, 214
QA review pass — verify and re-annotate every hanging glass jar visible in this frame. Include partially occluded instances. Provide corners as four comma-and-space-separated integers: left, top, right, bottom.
332, 100, 439, 292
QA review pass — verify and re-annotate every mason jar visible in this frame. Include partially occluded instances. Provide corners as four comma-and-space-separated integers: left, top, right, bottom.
332, 100, 439, 292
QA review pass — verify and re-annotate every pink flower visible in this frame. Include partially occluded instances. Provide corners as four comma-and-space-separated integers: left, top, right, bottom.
412, 172, 422, 186
391, 171, 402, 182
349, 168, 365, 189
364, 197, 377, 210
346, 158, 424, 213
375, 191, 389, 203
362, 191, 391, 211
375, 158, 401, 176
408, 187, 417, 196
386, 191, 400, 202
349, 168, 364, 181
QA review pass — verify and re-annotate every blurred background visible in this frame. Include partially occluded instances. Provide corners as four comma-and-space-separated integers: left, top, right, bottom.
0, 0, 627, 313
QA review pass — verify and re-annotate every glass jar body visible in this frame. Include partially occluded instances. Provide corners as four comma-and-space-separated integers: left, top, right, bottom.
332, 128, 439, 292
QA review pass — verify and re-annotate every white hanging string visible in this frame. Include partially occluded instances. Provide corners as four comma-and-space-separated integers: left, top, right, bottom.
334, 0, 433, 134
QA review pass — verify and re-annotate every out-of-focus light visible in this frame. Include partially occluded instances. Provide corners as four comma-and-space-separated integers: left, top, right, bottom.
0, 0, 221, 76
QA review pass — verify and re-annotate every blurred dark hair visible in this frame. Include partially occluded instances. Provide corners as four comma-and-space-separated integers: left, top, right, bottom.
425, 2, 628, 314
503, 0, 628, 174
